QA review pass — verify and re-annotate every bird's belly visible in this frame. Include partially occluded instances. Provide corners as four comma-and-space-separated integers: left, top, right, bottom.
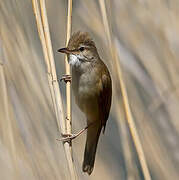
72, 68, 102, 121
73, 84, 100, 121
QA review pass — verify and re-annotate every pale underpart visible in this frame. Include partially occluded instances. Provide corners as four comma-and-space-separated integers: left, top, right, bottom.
69, 54, 81, 66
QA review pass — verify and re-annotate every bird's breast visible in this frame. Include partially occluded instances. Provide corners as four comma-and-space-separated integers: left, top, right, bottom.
74, 71, 100, 97
72, 69, 101, 119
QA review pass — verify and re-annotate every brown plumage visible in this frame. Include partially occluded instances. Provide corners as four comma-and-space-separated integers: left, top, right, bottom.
68, 31, 96, 50
58, 31, 112, 175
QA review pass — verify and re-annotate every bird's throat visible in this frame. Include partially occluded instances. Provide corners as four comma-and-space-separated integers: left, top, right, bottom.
69, 54, 81, 66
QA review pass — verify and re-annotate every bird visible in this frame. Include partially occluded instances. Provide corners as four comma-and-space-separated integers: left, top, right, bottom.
58, 31, 112, 175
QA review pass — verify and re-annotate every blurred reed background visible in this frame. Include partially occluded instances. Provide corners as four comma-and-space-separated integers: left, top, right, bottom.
0, 0, 179, 179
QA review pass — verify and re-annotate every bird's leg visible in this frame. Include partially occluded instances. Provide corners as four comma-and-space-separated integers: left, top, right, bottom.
58, 74, 72, 83
56, 122, 95, 143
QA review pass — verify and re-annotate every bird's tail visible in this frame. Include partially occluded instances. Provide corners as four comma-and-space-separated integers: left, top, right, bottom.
82, 123, 102, 175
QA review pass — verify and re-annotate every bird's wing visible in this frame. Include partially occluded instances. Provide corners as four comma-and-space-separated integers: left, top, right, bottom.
99, 68, 112, 133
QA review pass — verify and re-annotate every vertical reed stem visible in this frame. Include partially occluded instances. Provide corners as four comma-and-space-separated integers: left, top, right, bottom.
99, 0, 151, 179
32, 0, 77, 179
65, 0, 72, 143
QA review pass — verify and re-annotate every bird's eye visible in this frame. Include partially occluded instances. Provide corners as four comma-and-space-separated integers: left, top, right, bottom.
79, 47, 85, 51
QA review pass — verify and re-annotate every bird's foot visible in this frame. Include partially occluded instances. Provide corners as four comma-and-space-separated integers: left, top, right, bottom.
56, 122, 96, 143
56, 125, 91, 143
59, 74, 72, 83
56, 133, 79, 143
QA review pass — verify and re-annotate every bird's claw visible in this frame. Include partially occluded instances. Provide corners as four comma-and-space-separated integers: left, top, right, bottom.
59, 74, 72, 83
56, 122, 95, 143
56, 133, 77, 143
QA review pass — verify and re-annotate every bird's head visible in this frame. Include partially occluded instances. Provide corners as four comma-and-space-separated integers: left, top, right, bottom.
58, 31, 99, 67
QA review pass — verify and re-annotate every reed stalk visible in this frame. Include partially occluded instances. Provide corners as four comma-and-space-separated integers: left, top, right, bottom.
32, 0, 77, 179
98, 0, 151, 179
65, 0, 72, 147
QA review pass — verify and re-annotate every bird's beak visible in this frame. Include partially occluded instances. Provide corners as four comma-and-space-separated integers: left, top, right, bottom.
57, 48, 72, 54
